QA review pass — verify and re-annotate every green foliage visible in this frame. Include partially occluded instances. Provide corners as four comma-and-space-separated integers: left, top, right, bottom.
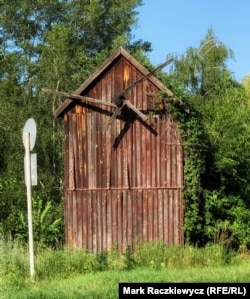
1, 239, 249, 298
180, 109, 206, 244
173, 27, 235, 96
0, 0, 150, 246
167, 28, 250, 248
134, 241, 236, 269
14, 197, 64, 247
242, 74, 250, 103
0, 239, 243, 286
157, 88, 207, 245
204, 191, 250, 248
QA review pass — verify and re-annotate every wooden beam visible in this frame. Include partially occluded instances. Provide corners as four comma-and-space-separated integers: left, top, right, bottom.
111, 58, 174, 104
124, 100, 148, 121
101, 103, 125, 133
41, 88, 117, 108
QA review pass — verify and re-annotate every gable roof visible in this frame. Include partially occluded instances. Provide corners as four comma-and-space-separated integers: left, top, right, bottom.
54, 46, 173, 117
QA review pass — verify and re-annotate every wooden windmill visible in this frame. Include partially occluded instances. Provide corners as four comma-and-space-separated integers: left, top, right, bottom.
42, 47, 186, 252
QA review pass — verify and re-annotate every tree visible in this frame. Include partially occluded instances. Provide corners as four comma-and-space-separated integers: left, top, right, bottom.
170, 28, 250, 248
0, 0, 151, 245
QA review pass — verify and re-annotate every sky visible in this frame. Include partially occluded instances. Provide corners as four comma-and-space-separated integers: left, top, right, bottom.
132, 0, 250, 82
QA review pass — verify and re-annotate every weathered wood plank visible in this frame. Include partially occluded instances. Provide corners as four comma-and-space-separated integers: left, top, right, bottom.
77, 191, 82, 247
42, 88, 117, 108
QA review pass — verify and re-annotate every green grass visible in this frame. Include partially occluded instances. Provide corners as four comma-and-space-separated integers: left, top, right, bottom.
2, 263, 250, 299
0, 239, 250, 298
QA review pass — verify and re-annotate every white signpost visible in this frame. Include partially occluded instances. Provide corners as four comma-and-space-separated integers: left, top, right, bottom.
22, 118, 37, 279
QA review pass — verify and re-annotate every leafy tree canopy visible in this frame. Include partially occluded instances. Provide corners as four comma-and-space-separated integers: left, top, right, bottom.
168, 27, 250, 247
0, 0, 150, 245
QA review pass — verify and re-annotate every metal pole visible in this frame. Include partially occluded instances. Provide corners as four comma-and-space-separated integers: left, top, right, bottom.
25, 132, 35, 279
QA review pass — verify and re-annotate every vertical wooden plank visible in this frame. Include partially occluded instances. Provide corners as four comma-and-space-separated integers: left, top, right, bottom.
139, 122, 144, 187
82, 191, 87, 249
107, 191, 112, 251
72, 114, 79, 188
129, 120, 135, 188
122, 190, 128, 252
116, 119, 122, 188
87, 113, 93, 188
67, 191, 73, 246
64, 114, 69, 190
165, 116, 170, 188
136, 189, 143, 243
110, 124, 117, 188
133, 67, 142, 188
147, 189, 153, 242
100, 113, 106, 188
132, 190, 138, 251
76, 116, 83, 189
129, 66, 134, 108
111, 190, 118, 248
135, 66, 142, 109
91, 113, 97, 188
158, 189, 164, 240
127, 190, 132, 248
105, 120, 112, 189
92, 191, 98, 253
122, 124, 129, 189
168, 189, 174, 244
142, 190, 148, 242
163, 189, 169, 244
117, 191, 123, 252
81, 114, 87, 189
96, 119, 101, 188
142, 77, 148, 111
153, 189, 159, 240
102, 191, 107, 251
154, 116, 158, 188
151, 118, 157, 188
145, 119, 151, 188
87, 191, 92, 251
72, 191, 77, 247
179, 190, 184, 245
77, 190, 83, 247
68, 116, 75, 190
114, 58, 124, 95
64, 191, 71, 245
173, 190, 179, 244
96, 191, 102, 252
101, 69, 113, 189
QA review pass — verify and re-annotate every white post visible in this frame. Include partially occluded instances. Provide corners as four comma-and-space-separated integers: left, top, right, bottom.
25, 132, 35, 279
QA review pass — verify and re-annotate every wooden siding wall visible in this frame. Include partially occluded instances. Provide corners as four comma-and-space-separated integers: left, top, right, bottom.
65, 113, 183, 190
65, 189, 183, 252
63, 57, 184, 251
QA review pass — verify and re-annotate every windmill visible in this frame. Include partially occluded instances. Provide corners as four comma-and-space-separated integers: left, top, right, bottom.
42, 48, 187, 252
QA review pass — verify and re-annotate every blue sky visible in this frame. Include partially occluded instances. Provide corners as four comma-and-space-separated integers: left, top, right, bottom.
132, 0, 250, 82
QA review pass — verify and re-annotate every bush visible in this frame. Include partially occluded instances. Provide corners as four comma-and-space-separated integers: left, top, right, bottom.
133, 241, 235, 269
12, 197, 64, 248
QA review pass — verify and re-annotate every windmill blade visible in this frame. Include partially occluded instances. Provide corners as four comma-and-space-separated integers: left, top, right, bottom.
112, 57, 174, 104
101, 103, 125, 133
101, 59, 173, 132
41, 88, 117, 108
123, 100, 147, 121
101, 99, 148, 133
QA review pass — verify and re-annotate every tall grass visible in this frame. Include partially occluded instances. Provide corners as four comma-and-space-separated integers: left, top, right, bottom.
0, 237, 249, 287
134, 241, 236, 269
